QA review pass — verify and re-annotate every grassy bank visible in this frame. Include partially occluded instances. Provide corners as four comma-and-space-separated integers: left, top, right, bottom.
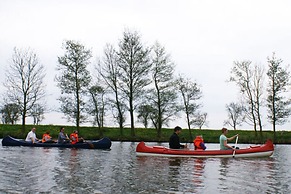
0, 124, 290, 144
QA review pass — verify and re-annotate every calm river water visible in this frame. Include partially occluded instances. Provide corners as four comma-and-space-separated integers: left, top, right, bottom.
0, 141, 290, 194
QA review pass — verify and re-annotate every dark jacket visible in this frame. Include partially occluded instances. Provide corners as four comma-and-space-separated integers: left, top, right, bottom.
169, 133, 185, 149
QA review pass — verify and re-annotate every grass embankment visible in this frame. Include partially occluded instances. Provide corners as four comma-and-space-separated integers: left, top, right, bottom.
0, 124, 290, 144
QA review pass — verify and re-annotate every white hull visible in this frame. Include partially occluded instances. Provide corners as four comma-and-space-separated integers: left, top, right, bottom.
136, 150, 274, 158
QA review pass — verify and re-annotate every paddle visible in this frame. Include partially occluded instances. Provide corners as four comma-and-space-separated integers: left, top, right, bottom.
232, 135, 239, 158
188, 128, 193, 149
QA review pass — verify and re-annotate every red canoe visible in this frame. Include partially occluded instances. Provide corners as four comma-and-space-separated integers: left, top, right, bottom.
136, 139, 274, 158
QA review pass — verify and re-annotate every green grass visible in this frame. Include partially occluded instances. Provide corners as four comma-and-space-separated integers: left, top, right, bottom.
1, 124, 291, 144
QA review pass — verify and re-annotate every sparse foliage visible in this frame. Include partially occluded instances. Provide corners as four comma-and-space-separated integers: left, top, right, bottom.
223, 102, 246, 130
230, 61, 264, 133
55, 40, 92, 131
29, 103, 45, 125
176, 75, 203, 138
266, 53, 291, 138
137, 104, 155, 129
116, 30, 152, 136
0, 103, 20, 124
191, 112, 208, 129
97, 44, 127, 135
3, 47, 46, 132
147, 42, 178, 137
88, 84, 107, 136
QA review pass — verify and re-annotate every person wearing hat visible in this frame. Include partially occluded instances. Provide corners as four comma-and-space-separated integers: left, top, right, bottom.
169, 126, 187, 149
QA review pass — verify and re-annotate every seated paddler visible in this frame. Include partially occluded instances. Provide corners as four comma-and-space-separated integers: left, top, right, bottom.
70, 130, 84, 144
169, 126, 187, 149
42, 131, 55, 143
193, 135, 206, 150
219, 127, 239, 150
57, 127, 70, 144
25, 127, 40, 143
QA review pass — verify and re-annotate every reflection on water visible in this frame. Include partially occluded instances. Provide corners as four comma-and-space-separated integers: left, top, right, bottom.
168, 158, 181, 192
192, 158, 205, 189
218, 158, 229, 181
0, 142, 290, 193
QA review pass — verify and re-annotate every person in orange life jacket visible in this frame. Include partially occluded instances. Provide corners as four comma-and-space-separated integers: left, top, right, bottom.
70, 130, 84, 144
42, 131, 55, 143
169, 126, 187, 149
193, 135, 206, 150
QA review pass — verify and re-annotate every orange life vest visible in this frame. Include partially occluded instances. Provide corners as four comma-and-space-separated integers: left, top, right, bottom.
70, 133, 79, 144
42, 133, 51, 143
193, 136, 204, 150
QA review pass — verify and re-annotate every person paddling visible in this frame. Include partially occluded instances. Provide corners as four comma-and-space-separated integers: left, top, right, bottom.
57, 127, 70, 144
219, 128, 238, 150
169, 126, 187, 149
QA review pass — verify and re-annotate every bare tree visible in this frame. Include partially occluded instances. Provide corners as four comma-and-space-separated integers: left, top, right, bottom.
116, 30, 152, 136
223, 102, 246, 130
29, 103, 45, 125
4, 47, 46, 132
266, 53, 291, 139
97, 44, 127, 135
191, 112, 208, 129
55, 40, 92, 131
176, 75, 203, 139
253, 64, 265, 132
229, 61, 264, 133
147, 42, 178, 137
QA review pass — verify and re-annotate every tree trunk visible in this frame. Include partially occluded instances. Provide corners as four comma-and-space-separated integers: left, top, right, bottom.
129, 96, 135, 137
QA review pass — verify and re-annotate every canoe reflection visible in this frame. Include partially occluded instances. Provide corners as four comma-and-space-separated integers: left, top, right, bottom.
192, 158, 206, 189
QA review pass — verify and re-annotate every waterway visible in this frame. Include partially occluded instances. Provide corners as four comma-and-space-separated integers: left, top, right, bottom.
0, 141, 290, 193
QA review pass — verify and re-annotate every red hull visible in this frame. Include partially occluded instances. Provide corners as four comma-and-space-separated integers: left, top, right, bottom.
136, 139, 274, 158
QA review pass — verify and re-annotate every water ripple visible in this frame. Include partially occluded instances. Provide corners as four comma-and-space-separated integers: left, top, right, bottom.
0, 142, 290, 193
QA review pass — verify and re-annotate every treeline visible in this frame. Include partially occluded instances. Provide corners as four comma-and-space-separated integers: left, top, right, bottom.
227, 55, 291, 141
1, 29, 291, 140
1, 124, 291, 144
0, 30, 206, 138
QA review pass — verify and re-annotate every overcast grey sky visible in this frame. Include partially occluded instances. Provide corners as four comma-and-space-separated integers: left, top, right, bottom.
1, 0, 291, 130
